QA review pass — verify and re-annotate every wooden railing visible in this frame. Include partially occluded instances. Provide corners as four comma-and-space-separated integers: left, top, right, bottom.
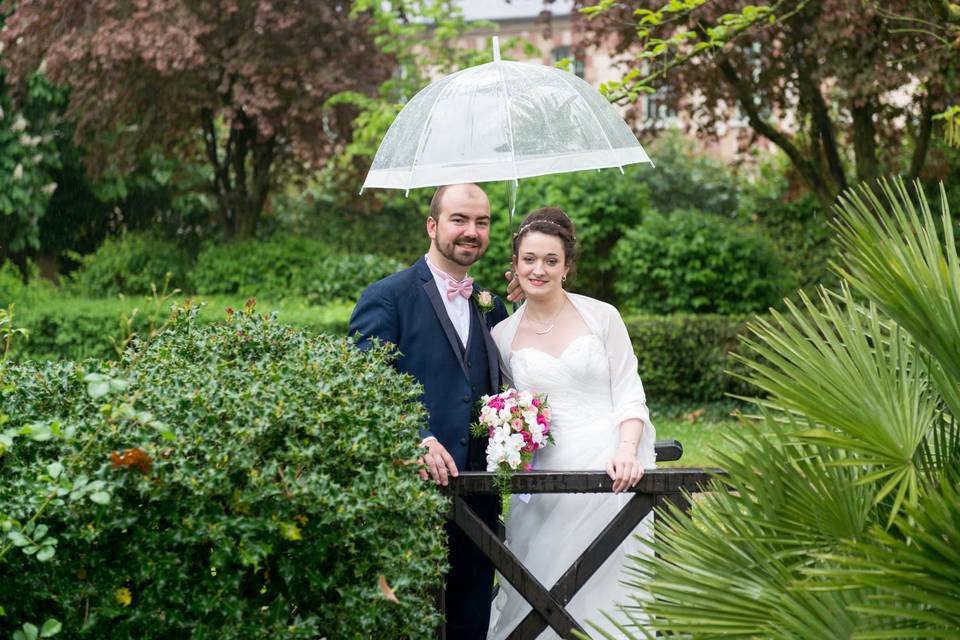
438, 440, 722, 640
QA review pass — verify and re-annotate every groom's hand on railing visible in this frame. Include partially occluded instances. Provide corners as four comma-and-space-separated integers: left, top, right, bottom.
504, 270, 523, 304
419, 439, 459, 486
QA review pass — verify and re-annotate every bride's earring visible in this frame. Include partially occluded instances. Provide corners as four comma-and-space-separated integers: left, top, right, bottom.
562, 274, 567, 283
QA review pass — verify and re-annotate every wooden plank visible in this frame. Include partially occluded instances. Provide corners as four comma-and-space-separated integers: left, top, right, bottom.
450, 496, 586, 639
509, 492, 657, 639
445, 468, 722, 496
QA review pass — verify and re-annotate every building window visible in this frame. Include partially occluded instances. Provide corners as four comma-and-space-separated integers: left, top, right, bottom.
642, 85, 677, 126
551, 46, 584, 78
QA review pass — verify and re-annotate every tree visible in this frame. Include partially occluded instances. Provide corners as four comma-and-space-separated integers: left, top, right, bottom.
0, 30, 60, 255
0, 1, 393, 240
573, 0, 958, 211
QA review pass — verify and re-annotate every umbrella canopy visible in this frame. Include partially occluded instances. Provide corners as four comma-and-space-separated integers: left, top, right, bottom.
361, 38, 652, 193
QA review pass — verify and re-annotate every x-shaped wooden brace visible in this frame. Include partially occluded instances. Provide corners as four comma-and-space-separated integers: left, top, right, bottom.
446, 467, 713, 640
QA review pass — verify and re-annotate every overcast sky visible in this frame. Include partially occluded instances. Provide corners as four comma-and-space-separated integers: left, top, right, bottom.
455, 0, 574, 21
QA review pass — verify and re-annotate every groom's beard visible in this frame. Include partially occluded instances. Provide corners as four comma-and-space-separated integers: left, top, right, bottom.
435, 236, 486, 267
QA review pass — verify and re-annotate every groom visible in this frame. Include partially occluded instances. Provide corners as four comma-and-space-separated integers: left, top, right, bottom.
348, 183, 508, 639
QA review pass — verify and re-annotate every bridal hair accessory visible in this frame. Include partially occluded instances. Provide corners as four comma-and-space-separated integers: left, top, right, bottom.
471, 388, 554, 492
513, 219, 576, 242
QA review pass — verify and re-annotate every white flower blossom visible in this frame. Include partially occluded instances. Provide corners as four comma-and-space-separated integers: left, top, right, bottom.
13, 163, 23, 181
486, 440, 505, 471
11, 114, 27, 133
504, 433, 525, 468
41, 182, 57, 195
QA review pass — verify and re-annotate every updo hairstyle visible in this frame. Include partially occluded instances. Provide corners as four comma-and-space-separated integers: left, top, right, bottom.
512, 207, 579, 272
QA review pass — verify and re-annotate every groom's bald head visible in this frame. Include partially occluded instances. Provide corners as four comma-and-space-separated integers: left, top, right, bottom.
430, 183, 488, 222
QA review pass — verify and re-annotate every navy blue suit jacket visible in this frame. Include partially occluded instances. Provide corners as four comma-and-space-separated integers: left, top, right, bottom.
348, 257, 509, 469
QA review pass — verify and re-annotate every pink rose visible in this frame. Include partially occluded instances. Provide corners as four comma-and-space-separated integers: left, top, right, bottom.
488, 396, 505, 410
523, 462, 533, 472
531, 398, 541, 407
511, 418, 523, 431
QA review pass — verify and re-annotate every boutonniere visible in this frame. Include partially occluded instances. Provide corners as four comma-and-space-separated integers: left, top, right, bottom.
474, 289, 495, 315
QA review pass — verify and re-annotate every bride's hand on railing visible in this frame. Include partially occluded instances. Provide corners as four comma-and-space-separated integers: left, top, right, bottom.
607, 444, 644, 493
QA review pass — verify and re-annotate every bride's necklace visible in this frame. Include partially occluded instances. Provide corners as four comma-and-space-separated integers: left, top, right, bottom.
527, 299, 567, 335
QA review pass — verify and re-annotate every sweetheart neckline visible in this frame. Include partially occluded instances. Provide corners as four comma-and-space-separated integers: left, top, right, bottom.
509, 333, 599, 362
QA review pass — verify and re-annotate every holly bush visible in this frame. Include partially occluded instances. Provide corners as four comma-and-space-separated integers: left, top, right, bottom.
0, 303, 446, 638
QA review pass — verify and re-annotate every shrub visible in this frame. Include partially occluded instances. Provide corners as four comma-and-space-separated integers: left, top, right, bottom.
612, 209, 794, 314
0, 304, 446, 638
70, 232, 192, 296
304, 253, 405, 304
10, 295, 352, 362
624, 314, 754, 404
191, 237, 403, 302
640, 131, 742, 217
472, 168, 654, 303
0, 260, 25, 307
190, 236, 330, 296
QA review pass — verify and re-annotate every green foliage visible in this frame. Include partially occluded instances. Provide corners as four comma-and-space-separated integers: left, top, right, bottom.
8, 285, 744, 403
471, 168, 654, 302
8, 294, 352, 363
70, 232, 192, 297
595, 178, 960, 639
612, 209, 794, 314
191, 236, 331, 296
304, 254, 406, 305
0, 66, 63, 252
0, 304, 446, 638
624, 314, 753, 403
641, 132, 741, 217
191, 236, 403, 302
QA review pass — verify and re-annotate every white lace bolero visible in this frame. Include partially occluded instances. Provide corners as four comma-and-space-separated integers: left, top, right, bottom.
491, 292, 654, 432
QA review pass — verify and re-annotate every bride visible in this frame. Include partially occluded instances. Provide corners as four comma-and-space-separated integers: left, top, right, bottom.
488, 207, 656, 640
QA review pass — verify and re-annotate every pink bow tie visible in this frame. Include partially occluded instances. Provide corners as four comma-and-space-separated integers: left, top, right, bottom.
446, 277, 474, 301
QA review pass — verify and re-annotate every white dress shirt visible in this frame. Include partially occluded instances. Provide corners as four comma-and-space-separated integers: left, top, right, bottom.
426, 255, 471, 348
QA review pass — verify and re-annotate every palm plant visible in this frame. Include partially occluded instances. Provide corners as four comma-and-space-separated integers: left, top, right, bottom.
589, 178, 960, 639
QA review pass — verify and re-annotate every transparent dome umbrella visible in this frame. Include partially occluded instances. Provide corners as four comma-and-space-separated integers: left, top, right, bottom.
361, 37, 653, 222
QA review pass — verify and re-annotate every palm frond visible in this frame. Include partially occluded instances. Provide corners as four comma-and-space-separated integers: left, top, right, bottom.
808, 473, 960, 638
733, 285, 937, 522
607, 415, 874, 639
833, 178, 960, 423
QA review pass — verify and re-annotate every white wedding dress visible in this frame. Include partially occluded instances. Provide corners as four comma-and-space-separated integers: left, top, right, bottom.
487, 294, 656, 640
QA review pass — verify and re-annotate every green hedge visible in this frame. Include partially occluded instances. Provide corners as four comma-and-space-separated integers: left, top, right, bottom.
10, 293, 754, 403
624, 313, 755, 403
190, 237, 404, 302
10, 295, 352, 362
0, 305, 446, 638
69, 232, 194, 296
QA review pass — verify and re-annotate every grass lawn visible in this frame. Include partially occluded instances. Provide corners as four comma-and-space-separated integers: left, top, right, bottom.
651, 401, 753, 468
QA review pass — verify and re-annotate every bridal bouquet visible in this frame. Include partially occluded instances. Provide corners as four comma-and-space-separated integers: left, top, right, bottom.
471, 389, 553, 490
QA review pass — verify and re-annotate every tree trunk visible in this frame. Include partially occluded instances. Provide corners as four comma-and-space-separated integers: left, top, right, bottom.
200, 108, 275, 241
851, 101, 879, 187
716, 55, 840, 213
